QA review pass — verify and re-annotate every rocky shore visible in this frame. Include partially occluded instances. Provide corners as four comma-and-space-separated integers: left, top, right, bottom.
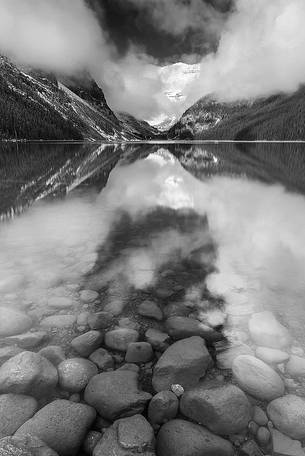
0, 278, 304, 456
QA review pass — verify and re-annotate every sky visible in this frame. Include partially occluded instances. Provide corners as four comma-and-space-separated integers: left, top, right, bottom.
0, 0, 305, 122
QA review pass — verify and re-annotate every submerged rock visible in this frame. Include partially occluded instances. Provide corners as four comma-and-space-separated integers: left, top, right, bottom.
152, 336, 211, 392
271, 428, 304, 456
255, 347, 290, 365
248, 312, 291, 349
89, 348, 114, 370
38, 346, 66, 367
105, 328, 139, 352
16, 399, 96, 456
267, 395, 305, 439
0, 307, 32, 337
180, 382, 252, 435
165, 316, 223, 342
232, 355, 285, 401
71, 331, 104, 357
156, 419, 234, 456
0, 351, 58, 397
84, 370, 151, 421
125, 342, 154, 363
148, 391, 179, 425
138, 300, 163, 321
285, 355, 305, 378
0, 393, 38, 437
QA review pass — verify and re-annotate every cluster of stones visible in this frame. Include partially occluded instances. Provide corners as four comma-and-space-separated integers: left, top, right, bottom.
1, 285, 305, 456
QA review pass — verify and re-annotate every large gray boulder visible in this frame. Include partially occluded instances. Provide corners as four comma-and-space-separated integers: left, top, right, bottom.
152, 337, 211, 392
267, 395, 305, 439
84, 370, 152, 421
57, 358, 98, 393
0, 434, 58, 456
180, 382, 252, 435
232, 355, 285, 401
156, 419, 234, 456
0, 351, 58, 397
0, 394, 38, 437
93, 415, 155, 456
16, 399, 96, 456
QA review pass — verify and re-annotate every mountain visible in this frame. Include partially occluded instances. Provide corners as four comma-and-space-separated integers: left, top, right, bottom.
115, 112, 158, 139
168, 87, 305, 141
0, 56, 157, 141
149, 62, 200, 131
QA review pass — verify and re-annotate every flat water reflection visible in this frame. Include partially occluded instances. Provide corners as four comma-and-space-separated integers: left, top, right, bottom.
1, 141, 305, 455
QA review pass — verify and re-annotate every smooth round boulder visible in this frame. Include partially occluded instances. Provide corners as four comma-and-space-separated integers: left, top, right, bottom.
232, 355, 284, 401
285, 355, 305, 378
84, 370, 152, 421
248, 312, 291, 349
255, 347, 289, 365
180, 382, 252, 435
16, 399, 96, 456
267, 395, 305, 439
125, 342, 154, 364
0, 434, 59, 456
105, 328, 139, 352
93, 415, 155, 456
0, 394, 38, 437
138, 300, 163, 321
148, 391, 179, 425
0, 307, 32, 337
152, 336, 212, 392
71, 331, 104, 357
156, 419, 234, 456
57, 358, 98, 392
0, 351, 58, 397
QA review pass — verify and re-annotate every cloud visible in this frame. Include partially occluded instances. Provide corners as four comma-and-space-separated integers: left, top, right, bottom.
0, 0, 105, 74
188, 0, 305, 103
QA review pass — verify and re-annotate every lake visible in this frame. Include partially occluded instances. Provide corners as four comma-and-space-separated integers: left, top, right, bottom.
1, 141, 305, 454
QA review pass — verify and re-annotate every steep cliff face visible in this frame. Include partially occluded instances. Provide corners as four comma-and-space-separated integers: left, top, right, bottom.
0, 56, 157, 141
168, 89, 305, 141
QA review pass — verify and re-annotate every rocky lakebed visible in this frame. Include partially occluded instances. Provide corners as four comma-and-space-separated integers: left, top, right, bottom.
1, 144, 305, 456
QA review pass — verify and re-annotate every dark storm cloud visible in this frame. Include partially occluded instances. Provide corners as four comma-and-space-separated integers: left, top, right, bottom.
88, 0, 233, 62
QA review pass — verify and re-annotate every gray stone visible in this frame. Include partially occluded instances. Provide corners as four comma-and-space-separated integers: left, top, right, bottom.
240, 440, 265, 456
0, 307, 32, 337
145, 329, 169, 352
0, 434, 58, 456
84, 370, 151, 421
165, 317, 223, 342
271, 428, 305, 456
267, 395, 305, 440
80, 290, 99, 303
57, 358, 98, 392
138, 300, 163, 321
0, 351, 58, 397
38, 346, 66, 367
253, 406, 268, 426
217, 344, 254, 369
256, 427, 270, 446
286, 356, 305, 378
88, 312, 113, 330
48, 297, 73, 309
71, 331, 103, 357
248, 312, 291, 349
89, 348, 114, 370
0, 394, 38, 437
232, 355, 285, 401
152, 336, 211, 392
148, 391, 179, 425
93, 415, 155, 456
105, 328, 139, 352
156, 419, 234, 456
2, 331, 48, 349
180, 382, 252, 435
16, 399, 96, 456
125, 342, 154, 363
255, 347, 290, 365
